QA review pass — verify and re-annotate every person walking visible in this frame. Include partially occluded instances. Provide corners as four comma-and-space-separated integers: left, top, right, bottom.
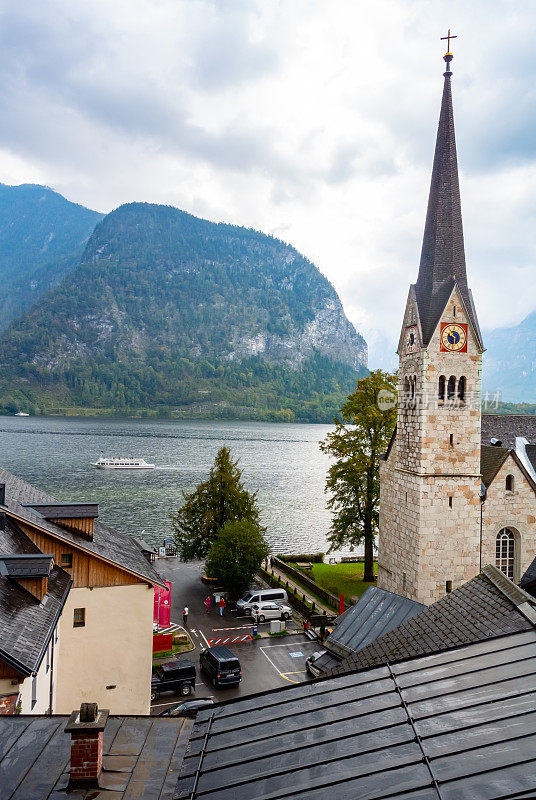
183, 605, 189, 626
204, 596, 211, 614
218, 597, 226, 616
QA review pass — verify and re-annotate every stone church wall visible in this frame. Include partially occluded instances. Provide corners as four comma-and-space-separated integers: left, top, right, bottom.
481, 455, 536, 582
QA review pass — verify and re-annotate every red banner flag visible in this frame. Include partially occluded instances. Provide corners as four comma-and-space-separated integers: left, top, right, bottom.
339, 593, 345, 616
159, 580, 172, 629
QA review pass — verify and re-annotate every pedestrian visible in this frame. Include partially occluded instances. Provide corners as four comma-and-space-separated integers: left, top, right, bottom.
204, 596, 211, 614
183, 605, 189, 626
219, 596, 226, 616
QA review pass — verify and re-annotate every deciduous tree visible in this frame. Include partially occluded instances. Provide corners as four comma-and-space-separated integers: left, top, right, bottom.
205, 519, 269, 599
320, 370, 397, 582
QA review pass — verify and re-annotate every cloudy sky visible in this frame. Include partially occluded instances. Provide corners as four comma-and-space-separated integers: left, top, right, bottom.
1, 0, 535, 368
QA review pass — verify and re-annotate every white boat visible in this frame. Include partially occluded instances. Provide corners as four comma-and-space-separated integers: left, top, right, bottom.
92, 456, 155, 470
15, 411, 29, 416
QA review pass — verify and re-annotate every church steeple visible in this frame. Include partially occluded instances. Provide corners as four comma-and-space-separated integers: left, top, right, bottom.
415, 43, 483, 349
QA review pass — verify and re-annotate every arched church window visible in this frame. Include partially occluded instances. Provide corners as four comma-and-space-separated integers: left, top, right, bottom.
410, 376, 416, 400
506, 474, 514, 492
496, 528, 515, 580
458, 376, 466, 402
438, 375, 446, 401
447, 375, 456, 400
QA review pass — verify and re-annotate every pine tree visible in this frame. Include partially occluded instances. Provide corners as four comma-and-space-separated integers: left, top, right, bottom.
171, 446, 264, 560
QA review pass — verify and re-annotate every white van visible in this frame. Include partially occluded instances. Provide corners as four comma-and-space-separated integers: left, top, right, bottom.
236, 588, 288, 615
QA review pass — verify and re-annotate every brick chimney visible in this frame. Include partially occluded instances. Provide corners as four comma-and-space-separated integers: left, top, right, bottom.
65, 702, 109, 788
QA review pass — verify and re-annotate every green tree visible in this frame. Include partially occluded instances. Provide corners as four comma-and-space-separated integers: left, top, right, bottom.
171, 446, 263, 560
320, 370, 398, 582
205, 519, 269, 598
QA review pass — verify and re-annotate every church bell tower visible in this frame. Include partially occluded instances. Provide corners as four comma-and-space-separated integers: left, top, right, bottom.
377, 38, 485, 604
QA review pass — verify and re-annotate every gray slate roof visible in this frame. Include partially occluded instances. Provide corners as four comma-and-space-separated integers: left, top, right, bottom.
23, 502, 99, 520
0, 467, 164, 587
414, 62, 482, 350
327, 565, 536, 676
481, 413, 536, 447
480, 444, 510, 488
520, 554, 536, 592
0, 554, 53, 578
325, 585, 425, 661
0, 521, 71, 675
179, 628, 536, 800
0, 714, 193, 799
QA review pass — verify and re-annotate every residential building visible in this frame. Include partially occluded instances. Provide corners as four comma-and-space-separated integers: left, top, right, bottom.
0, 468, 164, 715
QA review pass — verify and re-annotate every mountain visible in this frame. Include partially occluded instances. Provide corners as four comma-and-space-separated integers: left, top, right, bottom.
483, 312, 536, 403
0, 183, 104, 330
0, 203, 367, 421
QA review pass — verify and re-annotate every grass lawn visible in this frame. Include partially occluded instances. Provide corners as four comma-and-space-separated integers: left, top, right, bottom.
307, 561, 378, 602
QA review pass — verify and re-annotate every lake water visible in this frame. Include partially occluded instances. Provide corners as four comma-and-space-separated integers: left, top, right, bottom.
0, 416, 354, 556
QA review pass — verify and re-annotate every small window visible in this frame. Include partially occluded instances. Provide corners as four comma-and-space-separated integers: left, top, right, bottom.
506, 474, 514, 492
73, 608, 85, 628
449, 433, 454, 447
453, 306, 457, 317
446, 580, 453, 593
438, 375, 446, 401
31, 674, 37, 710
458, 376, 466, 402
448, 495, 453, 508
402, 572, 406, 591
61, 553, 73, 568
447, 376, 456, 400
410, 377, 416, 400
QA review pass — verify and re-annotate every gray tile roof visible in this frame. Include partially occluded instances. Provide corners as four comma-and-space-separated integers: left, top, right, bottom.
481, 413, 536, 448
0, 714, 193, 799
325, 586, 425, 661
327, 565, 536, 676
0, 554, 54, 578
23, 503, 99, 520
0, 467, 164, 587
480, 444, 510, 488
178, 628, 536, 800
520, 554, 536, 592
0, 520, 71, 675
414, 65, 482, 350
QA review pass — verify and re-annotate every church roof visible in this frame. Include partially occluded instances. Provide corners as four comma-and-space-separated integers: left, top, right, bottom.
413, 55, 483, 349
481, 413, 536, 447
326, 565, 536, 676
480, 444, 510, 488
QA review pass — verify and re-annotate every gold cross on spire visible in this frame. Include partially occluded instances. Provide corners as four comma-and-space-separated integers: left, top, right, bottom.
441, 29, 457, 55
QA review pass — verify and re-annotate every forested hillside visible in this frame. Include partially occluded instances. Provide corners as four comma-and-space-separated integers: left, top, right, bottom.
0, 203, 367, 421
0, 183, 103, 329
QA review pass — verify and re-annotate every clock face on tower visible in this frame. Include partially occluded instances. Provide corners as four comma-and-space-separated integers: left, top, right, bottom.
440, 322, 468, 352
405, 325, 419, 354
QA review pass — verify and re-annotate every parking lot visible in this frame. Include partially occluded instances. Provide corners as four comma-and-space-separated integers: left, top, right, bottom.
150, 559, 319, 714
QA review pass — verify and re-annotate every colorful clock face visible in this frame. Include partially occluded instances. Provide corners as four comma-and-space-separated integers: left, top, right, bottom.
440, 322, 468, 352
405, 325, 419, 354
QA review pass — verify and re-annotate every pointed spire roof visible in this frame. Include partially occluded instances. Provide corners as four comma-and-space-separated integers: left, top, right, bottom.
414, 50, 483, 349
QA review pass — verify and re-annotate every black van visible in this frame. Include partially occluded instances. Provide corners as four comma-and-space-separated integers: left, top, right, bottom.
200, 646, 241, 688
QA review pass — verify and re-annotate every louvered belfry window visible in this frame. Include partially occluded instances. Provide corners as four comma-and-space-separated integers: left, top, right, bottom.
496, 528, 515, 580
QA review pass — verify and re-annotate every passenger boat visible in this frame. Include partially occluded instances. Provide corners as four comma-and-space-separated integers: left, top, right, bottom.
91, 456, 156, 470
15, 411, 29, 416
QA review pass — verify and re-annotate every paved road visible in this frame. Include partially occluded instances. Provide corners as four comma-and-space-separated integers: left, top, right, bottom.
151, 558, 319, 714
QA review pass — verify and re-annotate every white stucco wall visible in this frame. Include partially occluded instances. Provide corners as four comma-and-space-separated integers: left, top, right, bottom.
54, 583, 153, 715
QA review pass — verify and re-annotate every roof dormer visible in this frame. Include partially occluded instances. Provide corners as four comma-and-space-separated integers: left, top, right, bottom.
22, 503, 99, 540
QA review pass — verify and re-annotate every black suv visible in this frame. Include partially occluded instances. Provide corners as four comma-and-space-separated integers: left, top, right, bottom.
151, 659, 196, 701
199, 646, 241, 688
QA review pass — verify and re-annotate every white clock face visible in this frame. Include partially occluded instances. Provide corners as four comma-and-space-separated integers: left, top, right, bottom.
405, 325, 419, 354
440, 323, 467, 352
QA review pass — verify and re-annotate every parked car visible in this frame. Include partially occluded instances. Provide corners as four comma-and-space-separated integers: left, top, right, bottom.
159, 698, 215, 717
236, 588, 288, 615
200, 645, 241, 688
251, 601, 292, 622
305, 650, 327, 677
151, 659, 196, 701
